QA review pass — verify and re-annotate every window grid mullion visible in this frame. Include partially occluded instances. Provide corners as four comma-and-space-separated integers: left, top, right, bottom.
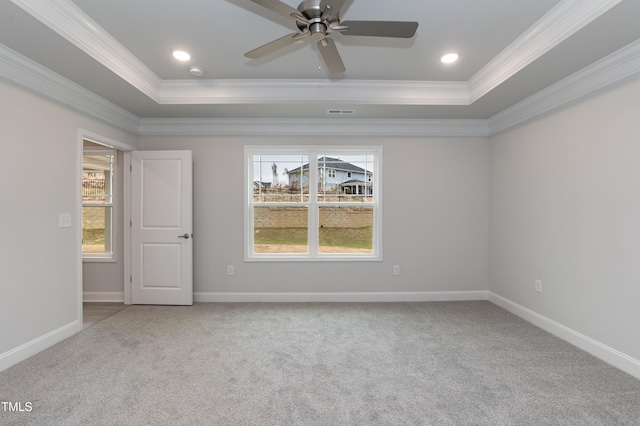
308, 153, 319, 257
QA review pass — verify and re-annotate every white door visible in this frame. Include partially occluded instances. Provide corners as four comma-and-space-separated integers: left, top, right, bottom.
131, 150, 193, 305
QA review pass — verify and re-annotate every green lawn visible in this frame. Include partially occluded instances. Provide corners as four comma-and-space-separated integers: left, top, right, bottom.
83, 228, 105, 245
255, 227, 372, 249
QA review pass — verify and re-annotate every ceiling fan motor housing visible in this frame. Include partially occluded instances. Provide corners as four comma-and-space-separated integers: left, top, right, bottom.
296, 0, 340, 37
298, 0, 324, 18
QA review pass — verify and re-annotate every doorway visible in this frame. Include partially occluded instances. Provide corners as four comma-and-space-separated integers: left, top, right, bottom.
77, 130, 134, 327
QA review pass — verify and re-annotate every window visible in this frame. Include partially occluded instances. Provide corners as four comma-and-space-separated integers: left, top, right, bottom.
246, 146, 381, 261
82, 144, 116, 260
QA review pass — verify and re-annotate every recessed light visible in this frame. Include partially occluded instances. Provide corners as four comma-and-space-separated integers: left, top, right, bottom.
172, 49, 191, 61
441, 53, 459, 64
189, 66, 205, 77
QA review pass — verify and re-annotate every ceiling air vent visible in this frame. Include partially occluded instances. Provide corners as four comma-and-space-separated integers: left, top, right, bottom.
327, 109, 356, 115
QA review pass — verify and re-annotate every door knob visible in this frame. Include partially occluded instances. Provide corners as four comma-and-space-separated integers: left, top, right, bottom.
178, 233, 190, 239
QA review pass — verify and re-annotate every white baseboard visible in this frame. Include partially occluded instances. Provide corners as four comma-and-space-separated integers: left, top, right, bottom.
83, 292, 124, 303
0, 320, 81, 372
489, 292, 640, 380
194, 291, 489, 303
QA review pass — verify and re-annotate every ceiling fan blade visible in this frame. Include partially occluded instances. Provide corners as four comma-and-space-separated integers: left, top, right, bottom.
320, 0, 346, 16
245, 33, 302, 59
341, 21, 419, 38
317, 38, 346, 75
248, 0, 300, 21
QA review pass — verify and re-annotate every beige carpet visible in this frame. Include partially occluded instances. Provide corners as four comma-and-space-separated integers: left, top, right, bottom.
1, 301, 639, 425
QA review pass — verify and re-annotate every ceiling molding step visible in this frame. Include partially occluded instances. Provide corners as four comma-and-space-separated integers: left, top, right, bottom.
11, 0, 471, 107
0, 43, 140, 134
158, 80, 471, 106
10, 0, 162, 102
468, 0, 623, 103
137, 118, 489, 137
488, 38, 640, 135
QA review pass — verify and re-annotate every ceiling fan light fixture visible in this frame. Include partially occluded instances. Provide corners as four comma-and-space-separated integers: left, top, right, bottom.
441, 53, 459, 64
172, 49, 191, 61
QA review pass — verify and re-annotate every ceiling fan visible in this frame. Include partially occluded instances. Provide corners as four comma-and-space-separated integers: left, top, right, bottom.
244, 0, 419, 75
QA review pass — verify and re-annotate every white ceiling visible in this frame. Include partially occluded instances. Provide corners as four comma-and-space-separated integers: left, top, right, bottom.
1, 0, 640, 121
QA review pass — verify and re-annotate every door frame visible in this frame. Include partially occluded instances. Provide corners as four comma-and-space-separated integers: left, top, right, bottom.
76, 129, 135, 327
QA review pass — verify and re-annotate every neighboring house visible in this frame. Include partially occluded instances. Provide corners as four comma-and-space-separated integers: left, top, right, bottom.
253, 181, 272, 191
287, 157, 373, 195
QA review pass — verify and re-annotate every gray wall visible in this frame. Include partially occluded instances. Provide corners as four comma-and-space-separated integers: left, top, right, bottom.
0, 79, 137, 359
490, 74, 640, 361
138, 136, 491, 296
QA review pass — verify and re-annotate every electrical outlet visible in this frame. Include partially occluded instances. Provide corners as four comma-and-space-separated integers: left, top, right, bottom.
227, 265, 234, 276
393, 265, 400, 276
535, 279, 542, 293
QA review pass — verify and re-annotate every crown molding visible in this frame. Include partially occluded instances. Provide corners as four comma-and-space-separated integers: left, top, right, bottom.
10, 0, 161, 101
158, 79, 470, 105
488, 38, 640, 135
0, 38, 481, 137
3, 33, 639, 139
138, 118, 490, 137
468, 0, 622, 103
0, 43, 140, 133
9, 0, 623, 108
11, 0, 470, 106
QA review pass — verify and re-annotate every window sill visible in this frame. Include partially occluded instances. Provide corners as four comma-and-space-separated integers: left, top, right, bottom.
82, 256, 116, 263
245, 254, 382, 262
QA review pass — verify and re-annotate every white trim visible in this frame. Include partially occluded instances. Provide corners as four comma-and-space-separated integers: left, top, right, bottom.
76, 128, 84, 329
80, 129, 136, 153
0, 43, 140, 134
468, 0, 622, 103
10, 0, 161, 101
9, 0, 619, 109
82, 256, 116, 263
158, 79, 470, 105
489, 292, 640, 381
3, 32, 640, 139
195, 291, 489, 303
82, 292, 125, 303
123, 152, 132, 305
139, 118, 490, 137
2, 7, 639, 142
488, 38, 640, 134
0, 321, 80, 372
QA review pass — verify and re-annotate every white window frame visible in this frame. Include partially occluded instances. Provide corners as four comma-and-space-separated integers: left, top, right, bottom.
245, 145, 382, 262
82, 148, 117, 262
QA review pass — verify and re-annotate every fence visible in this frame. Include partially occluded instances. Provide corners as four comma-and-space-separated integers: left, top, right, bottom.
82, 177, 106, 201
254, 206, 373, 229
